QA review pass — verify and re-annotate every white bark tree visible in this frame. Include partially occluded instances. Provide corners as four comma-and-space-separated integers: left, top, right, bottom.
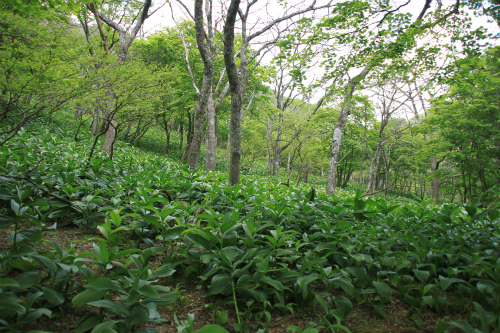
91, 0, 153, 158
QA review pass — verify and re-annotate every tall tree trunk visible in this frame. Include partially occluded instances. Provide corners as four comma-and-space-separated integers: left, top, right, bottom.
431, 157, 441, 204
224, 0, 242, 186
326, 66, 372, 194
366, 147, 382, 193
179, 123, 184, 150
181, 111, 193, 163
205, 91, 217, 171
266, 116, 273, 174
273, 114, 283, 176
188, 0, 215, 170
92, 105, 100, 136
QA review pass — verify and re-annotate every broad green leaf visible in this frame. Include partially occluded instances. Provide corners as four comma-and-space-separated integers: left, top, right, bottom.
413, 269, 430, 283
373, 281, 392, 303
195, 325, 229, 333
91, 320, 118, 333
16, 272, 41, 288
75, 314, 104, 333
150, 265, 176, 279
0, 278, 20, 287
87, 300, 128, 316
128, 305, 150, 326
42, 287, 65, 306
72, 290, 107, 307
24, 308, 52, 323
149, 292, 178, 305
261, 276, 284, 291
222, 246, 243, 262
138, 284, 159, 298
94, 240, 110, 264
334, 296, 353, 316
0, 300, 26, 314
448, 320, 476, 333
209, 274, 232, 295
33, 255, 58, 272
86, 277, 125, 293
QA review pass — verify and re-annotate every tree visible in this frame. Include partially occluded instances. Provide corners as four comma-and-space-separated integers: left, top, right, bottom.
425, 46, 500, 203
91, 0, 153, 158
220, 0, 336, 185
0, 10, 89, 145
281, 0, 472, 194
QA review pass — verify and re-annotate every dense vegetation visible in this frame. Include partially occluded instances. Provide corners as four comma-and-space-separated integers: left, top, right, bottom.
1, 116, 499, 333
1, 0, 500, 332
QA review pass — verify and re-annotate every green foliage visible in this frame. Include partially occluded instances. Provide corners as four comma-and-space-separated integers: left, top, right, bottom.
425, 46, 500, 203
0, 10, 90, 145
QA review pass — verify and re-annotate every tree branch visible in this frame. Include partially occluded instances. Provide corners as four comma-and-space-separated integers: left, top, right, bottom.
361, 180, 396, 197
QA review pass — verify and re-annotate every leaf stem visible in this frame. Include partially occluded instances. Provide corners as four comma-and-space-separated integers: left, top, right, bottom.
232, 278, 241, 324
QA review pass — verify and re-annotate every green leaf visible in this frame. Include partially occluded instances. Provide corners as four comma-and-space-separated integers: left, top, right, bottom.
221, 246, 243, 262
413, 269, 430, 283
0, 278, 20, 287
87, 300, 128, 316
209, 274, 232, 296
260, 276, 284, 292
76, 314, 104, 333
42, 287, 65, 306
372, 303, 386, 318
149, 292, 178, 305
448, 320, 476, 333
150, 265, 176, 279
334, 296, 353, 316
373, 281, 392, 303
16, 272, 41, 288
353, 197, 366, 210
86, 277, 125, 293
0, 300, 26, 314
331, 278, 355, 297
17, 228, 43, 243
24, 308, 52, 323
91, 320, 118, 333
72, 290, 107, 307
33, 255, 58, 272
138, 284, 159, 298
129, 305, 150, 326
472, 302, 489, 333
94, 240, 110, 264
0, 215, 15, 228
195, 325, 229, 333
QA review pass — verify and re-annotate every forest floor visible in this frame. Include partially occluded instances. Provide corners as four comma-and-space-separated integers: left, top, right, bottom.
1, 227, 465, 333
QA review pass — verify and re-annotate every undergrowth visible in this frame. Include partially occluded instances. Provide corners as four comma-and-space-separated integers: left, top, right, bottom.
0, 119, 499, 333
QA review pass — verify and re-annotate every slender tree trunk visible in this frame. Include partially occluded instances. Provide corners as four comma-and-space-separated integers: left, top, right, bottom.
123, 120, 133, 141
431, 157, 440, 204
179, 123, 184, 150
266, 116, 273, 174
273, 114, 283, 176
189, 0, 215, 170
92, 105, 100, 136
224, 0, 242, 186
205, 91, 217, 171
181, 111, 193, 163
326, 66, 372, 194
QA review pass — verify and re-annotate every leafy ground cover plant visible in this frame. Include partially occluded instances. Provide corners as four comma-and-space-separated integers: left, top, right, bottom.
0, 120, 499, 332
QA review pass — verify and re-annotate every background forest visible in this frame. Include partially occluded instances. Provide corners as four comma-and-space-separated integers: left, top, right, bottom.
1, 0, 499, 204
1, 0, 500, 333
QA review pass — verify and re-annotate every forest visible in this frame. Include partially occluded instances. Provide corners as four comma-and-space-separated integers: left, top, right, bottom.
1, 0, 500, 332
